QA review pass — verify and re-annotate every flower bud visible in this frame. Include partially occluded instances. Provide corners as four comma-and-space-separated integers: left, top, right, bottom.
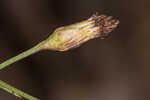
43, 13, 119, 51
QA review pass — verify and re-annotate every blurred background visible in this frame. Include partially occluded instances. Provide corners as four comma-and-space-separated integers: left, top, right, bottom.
0, 0, 150, 100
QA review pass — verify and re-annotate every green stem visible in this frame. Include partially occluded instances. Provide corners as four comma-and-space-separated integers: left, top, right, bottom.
0, 40, 48, 100
0, 80, 39, 100
0, 40, 46, 70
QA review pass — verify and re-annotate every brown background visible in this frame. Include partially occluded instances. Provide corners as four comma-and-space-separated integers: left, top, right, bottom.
0, 0, 150, 100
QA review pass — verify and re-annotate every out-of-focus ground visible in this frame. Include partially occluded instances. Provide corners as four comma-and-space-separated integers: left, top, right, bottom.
0, 0, 150, 100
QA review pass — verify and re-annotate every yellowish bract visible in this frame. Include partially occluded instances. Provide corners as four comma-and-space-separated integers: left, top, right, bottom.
44, 14, 119, 51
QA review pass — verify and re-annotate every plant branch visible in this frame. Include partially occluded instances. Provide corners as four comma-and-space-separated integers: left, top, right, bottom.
0, 80, 39, 100
0, 40, 46, 70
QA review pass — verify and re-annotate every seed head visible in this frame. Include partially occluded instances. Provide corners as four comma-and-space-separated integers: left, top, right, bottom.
44, 13, 119, 51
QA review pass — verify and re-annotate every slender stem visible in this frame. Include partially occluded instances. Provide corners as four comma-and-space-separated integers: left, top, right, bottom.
0, 40, 46, 70
0, 41, 47, 100
0, 80, 39, 100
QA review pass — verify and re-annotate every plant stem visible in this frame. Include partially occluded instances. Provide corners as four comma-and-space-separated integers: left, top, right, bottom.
0, 41, 47, 100
0, 40, 46, 70
0, 80, 39, 100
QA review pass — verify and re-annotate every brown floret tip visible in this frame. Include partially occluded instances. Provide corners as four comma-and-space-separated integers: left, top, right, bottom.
89, 13, 119, 39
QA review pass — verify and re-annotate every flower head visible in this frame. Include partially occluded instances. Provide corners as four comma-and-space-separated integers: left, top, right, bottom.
44, 13, 119, 51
